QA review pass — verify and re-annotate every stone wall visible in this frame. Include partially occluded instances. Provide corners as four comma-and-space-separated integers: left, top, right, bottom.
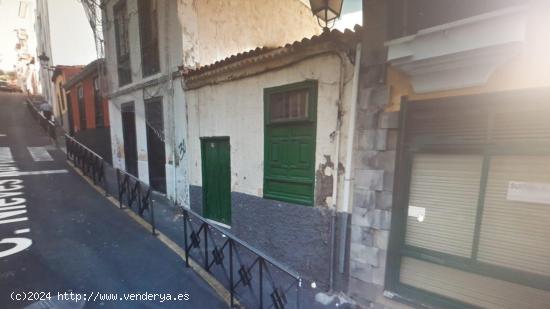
346, 0, 404, 307
348, 87, 399, 306
189, 185, 332, 287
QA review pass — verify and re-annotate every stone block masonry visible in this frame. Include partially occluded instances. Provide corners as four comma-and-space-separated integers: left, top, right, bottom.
348, 84, 399, 307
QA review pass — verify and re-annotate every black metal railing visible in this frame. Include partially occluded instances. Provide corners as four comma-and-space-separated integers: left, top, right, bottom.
65, 134, 105, 187
27, 100, 57, 141
65, 133, 156, 235
182, 208, 303, 309
116, 169, 156, 235
63, 125, 300, 308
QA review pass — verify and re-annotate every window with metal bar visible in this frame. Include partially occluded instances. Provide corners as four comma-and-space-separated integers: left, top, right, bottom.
93, 77, 104, 128
114, 0, 131, 86
77, 85, 86, 130
138, 0, 160, 77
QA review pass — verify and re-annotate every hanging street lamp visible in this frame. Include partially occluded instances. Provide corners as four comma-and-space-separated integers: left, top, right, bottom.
309, 0, 344, 31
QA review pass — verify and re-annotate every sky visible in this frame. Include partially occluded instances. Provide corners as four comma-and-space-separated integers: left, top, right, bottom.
46, 0, 97, 66
335, 0, 363, 31
0, 0, 363, 71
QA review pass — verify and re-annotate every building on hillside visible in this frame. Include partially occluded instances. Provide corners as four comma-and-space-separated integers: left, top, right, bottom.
347, 0, 550, 308
34, 0, 97, 121
14, 28, 39, 95
104, 0, 321, 200
181, 27, 362, 287
51, 65, 83, 132
0, 0, 39, 95
64, 59, 111, 164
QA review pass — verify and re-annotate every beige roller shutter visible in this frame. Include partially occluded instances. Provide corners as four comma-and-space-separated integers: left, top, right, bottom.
477, 156, 550, 276
400, 257, 550, 309
405, 154, 482, 257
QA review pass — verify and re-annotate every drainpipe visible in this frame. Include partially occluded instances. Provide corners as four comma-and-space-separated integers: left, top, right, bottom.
329, 50, 346, 291
338, 43, 362, 274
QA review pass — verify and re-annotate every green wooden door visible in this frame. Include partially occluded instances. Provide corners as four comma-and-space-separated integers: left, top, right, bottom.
201, 137, 231, 225
264, 124, 315, 205
263, 80, 317, 205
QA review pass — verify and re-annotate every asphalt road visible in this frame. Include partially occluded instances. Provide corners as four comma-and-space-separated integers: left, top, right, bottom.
0, 92, 226, 309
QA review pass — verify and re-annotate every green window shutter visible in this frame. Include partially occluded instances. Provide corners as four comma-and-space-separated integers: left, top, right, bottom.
263, 81, 317, 206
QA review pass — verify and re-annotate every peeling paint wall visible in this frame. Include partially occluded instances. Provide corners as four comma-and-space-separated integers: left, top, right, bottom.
104, 0, 191, 205
177, 0, 321, 68
186, 54, 355, 210
104, 0, 321, 206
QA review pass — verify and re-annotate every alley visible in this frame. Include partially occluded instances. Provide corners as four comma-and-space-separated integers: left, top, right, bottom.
0, 92, 226, 308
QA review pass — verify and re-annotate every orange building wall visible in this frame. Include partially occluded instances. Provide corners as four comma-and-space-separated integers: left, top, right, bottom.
67, 74, 110, 133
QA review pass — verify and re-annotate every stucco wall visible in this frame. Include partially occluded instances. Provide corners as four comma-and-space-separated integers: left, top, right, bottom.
104, 0, 320, 205
103, 0, 183, 93
104, 0, 188, 204
185, 54, 355, 209
53, 75, 68, 130
177, 0, 321, 68
183, 51, 358, 285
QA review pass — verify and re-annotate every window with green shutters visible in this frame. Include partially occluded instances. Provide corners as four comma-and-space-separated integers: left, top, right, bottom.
263, 80, 317, 206
387, 89, 550, 309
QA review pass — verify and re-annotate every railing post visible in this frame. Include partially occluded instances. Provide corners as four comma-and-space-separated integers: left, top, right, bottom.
92, 157, 97, 185
65, 137, 70, 161
183, 209, 189, 267
117, 169, 123, 209
204, 223, 209, 271
229, 239, 234, 308
150, 193, 156, 235
297, 278, 302, 309
259, 257, 264, 309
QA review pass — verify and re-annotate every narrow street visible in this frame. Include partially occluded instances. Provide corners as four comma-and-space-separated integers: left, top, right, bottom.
0, 92, 226, 308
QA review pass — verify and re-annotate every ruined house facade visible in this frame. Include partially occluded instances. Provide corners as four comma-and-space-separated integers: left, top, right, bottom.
182, 28, 362, 287
103, 0, 320, 203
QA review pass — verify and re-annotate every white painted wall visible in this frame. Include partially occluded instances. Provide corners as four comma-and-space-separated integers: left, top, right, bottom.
177, 0, 321, 68
105, 0, 323, 206
185, 54, 355, 209
105, 0, 188, 204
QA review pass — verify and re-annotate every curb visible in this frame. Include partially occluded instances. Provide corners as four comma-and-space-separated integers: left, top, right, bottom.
67, 161, 239, 308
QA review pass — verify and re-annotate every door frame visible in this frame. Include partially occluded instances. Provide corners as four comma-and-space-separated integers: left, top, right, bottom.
121, 101, 138, 177
200, 136, 231, 226
144, 97, 166, 193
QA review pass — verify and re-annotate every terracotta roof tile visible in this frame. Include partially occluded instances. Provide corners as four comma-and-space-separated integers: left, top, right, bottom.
183, 25, 362, 78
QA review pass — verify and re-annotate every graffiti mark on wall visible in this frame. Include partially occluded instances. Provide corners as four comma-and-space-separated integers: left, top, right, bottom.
175, 139, 186, 166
